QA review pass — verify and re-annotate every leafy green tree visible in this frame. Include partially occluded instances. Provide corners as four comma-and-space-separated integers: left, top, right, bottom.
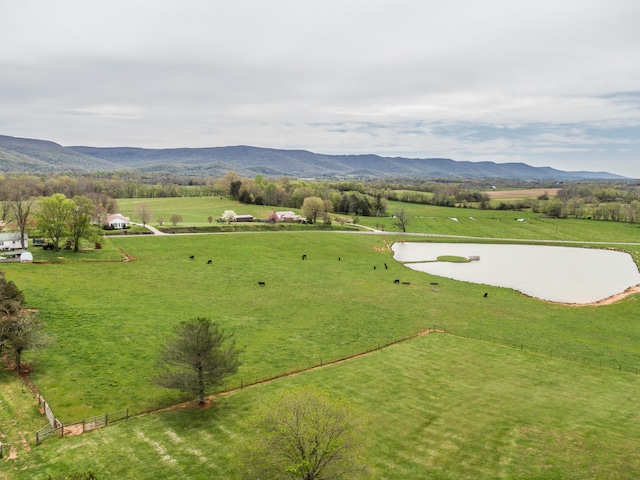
36, 193, 75, 250
0, 311, 47, 373
69, 196, 99, 252
155, 317, 243, 405
301, 196, 325, 224
238, 387, 368, 480
0, 271, 24, 316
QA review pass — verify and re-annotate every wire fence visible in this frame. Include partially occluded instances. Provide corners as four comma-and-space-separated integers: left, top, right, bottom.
439, 326, 640, 376
35, 392, 128, 445
30, 324, 640, 446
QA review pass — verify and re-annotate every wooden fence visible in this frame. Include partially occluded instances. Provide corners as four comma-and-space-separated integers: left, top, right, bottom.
35, 391, 129, 445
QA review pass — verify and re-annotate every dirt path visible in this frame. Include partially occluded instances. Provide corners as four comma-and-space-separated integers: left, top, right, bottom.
561, 284, 640, 307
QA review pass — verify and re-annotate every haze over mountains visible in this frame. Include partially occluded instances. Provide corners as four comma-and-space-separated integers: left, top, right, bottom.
0, 134, 627, 180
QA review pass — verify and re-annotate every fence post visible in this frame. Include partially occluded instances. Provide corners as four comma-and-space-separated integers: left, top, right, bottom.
83, 419, 86, 433
106, 413, 109, 426
0, 441, 3, 459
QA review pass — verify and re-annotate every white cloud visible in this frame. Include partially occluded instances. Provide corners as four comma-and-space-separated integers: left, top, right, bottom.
1, 0, 640, 176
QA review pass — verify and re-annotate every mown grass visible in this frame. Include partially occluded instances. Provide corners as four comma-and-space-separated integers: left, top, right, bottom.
2, 201, 640, 478
5, 334, 640, 479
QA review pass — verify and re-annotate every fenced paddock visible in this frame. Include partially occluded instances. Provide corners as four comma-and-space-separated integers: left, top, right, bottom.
36, 391, 129, 445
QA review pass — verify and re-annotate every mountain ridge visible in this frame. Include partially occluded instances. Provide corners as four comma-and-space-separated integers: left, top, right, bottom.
0, 134, 627, 180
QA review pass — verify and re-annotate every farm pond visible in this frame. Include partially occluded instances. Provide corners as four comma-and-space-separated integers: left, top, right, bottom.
392, 242, 640, 304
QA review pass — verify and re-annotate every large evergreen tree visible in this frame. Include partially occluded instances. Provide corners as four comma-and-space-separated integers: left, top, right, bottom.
155, 317, 243, 405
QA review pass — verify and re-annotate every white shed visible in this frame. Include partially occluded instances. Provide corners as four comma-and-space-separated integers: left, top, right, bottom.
0, 233, 28, 251
20, 251, 33, 262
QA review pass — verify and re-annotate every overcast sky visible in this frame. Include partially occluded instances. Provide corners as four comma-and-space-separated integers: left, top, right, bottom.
2, 1, 640, 177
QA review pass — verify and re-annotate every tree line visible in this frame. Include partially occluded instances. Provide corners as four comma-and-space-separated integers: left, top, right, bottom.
4, 172, 640, 228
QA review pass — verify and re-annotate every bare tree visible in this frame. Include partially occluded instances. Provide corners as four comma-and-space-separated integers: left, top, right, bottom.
238, 387, 369, 480
170, 214, 183, 226
3, 179, 35, 249
393, 207, 413, 233
134, 202, 153, 226
155, 317, 243, 405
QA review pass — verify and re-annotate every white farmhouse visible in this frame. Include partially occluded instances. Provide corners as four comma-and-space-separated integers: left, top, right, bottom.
106, 213, 130, 229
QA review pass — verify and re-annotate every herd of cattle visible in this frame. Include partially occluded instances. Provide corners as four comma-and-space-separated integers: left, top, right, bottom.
187, 253, 488, 297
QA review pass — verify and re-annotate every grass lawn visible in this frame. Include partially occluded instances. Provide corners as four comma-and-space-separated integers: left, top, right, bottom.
4, 334, 640, 479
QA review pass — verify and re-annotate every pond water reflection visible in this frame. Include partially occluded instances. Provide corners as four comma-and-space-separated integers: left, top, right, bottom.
392, 242, 640, 304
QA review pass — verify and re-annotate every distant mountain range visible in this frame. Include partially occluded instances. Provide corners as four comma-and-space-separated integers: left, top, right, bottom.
0, 134, 627, 180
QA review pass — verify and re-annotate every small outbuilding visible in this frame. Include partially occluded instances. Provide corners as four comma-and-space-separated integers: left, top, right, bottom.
0, 233, 28, 251
20, 251, 33, 262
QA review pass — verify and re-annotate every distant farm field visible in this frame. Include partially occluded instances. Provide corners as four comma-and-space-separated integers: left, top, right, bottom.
3, 200, 640, 479
485, 187, 560, 200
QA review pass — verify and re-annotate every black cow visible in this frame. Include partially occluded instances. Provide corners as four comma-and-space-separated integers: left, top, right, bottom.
394, 279, 400, 284
258, 281, 266, 287
302, 254, 307, 260
189, 255, 194, 259
484, 292, 488, 298
384, 263, 388, 269
207, 259, 212, 264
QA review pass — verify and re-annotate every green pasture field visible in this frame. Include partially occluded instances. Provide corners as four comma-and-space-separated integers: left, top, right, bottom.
116, 196, 284, 226
360, 200, 640, 243
5, 334, 640, 479
2, 201, 640, 478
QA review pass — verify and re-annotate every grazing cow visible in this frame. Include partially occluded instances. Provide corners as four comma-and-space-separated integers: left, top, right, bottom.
338, 257, 341, 261
258, 281, 266, 287
484, 292, 488, 298
373, 265, 376, 270
207, 259, 212, 264
384, 263, 388, 269
302, 254, 307, 260
430, 282, 439, 285
394, 279, 400, 284
189, 255, 194, 259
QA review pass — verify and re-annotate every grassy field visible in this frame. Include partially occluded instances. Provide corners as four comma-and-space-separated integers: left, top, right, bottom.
2, 200, 640, 478
4, 334, 640, 479
116, 196, 284, 226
